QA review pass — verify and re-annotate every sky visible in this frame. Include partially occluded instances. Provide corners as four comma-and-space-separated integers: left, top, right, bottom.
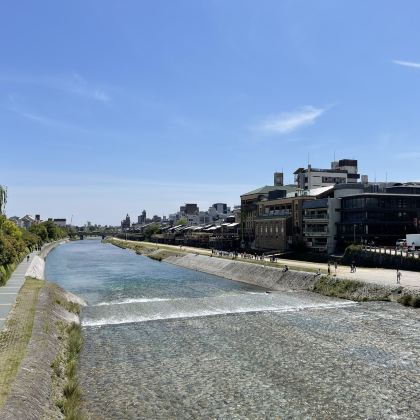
1, 0, 420, 226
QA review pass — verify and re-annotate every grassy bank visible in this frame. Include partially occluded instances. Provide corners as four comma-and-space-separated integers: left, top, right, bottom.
104, 238, 186, 261
0, 278, 44, 407
397, 294, 420, 308
0, 279, 85, 418
53, 320, 84, 419
312, 276, 394, 302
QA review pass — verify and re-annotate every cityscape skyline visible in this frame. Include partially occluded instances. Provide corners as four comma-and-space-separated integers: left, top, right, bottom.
1, 1, 420, 225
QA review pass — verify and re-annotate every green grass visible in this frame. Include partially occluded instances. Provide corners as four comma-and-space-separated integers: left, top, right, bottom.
58, 322, 84, 420
398, 294, 420, 308
313, 276, 364, 299
0, 278, 44, 408
55, 297, 81, 315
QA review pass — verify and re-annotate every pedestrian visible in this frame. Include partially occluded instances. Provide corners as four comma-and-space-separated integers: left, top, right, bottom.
27, 255, 30, 262
334, 261, 338, 275
327, 263, 331, 276
315, 268, 321, 276
397, 269, 402, 284
352, 260, 356, 273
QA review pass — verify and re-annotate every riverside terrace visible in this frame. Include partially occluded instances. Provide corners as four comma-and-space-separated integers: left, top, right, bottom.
150, 222, 241, 250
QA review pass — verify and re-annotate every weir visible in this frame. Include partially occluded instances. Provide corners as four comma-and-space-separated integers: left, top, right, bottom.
83, 291, 356, 327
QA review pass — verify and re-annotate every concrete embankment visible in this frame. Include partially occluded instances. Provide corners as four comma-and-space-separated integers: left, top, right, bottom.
25, 240, 69, 280
166, 254, 317, 291
165, 254, 414, 303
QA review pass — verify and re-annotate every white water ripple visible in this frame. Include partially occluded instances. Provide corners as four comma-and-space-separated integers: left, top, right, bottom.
83, 301, 356, 327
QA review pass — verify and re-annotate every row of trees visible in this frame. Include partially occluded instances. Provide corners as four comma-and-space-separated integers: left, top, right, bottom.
0, 216, 68, 273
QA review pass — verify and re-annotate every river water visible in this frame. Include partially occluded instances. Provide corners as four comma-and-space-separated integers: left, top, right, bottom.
45, 239, 420, 419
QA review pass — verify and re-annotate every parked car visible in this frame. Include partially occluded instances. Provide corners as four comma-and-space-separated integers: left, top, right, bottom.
396, 239, 407, 248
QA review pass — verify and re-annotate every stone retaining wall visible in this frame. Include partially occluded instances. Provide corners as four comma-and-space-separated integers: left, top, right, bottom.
165, 254, 318, 291
164, 254, 413, 303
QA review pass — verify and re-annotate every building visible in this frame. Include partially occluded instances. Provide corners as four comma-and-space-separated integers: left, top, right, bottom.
121, 214, 131, 230
254, 213, 291, 252
255, 186, 334, 252
138, 210, 146, 225
240, 183, 296, 249
273, 172, 284, 187
184, 203, 199, 215
294, 159, 361, 190
53, 218, 67, 228
212, 203, 228, 214
302, 198, 340, 254
337, 190, 420, 247
10, 214, 36, 229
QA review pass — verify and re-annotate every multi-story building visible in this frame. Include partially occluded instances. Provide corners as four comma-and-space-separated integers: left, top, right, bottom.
212, 203, 228, 214
255, 186, 334, 252
121, 214, 131, 230
185, 203, 199, 215
336, 188, 420, 247
138, 210, 147, 225
294, 159, 361, 190
302, 198, 340, 254
240, 183, 296, 249
254, 212, 291, 252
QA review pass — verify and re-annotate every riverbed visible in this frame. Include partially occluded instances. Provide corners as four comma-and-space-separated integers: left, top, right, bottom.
45, 239, 420, 419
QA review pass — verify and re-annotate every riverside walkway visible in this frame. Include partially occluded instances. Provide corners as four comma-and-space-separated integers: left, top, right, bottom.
0, 252, 36, 330
114, 239, 420, 290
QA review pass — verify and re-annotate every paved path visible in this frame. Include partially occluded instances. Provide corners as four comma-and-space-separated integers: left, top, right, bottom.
0, 252, 36, 330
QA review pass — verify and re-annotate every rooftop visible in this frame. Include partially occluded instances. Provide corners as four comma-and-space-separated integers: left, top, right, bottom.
241, 185, 296, 197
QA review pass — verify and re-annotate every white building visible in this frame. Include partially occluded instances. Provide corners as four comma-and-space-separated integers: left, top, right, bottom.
294, 159, 361, 190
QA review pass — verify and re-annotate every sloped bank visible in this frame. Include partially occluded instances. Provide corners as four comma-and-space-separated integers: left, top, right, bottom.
25, 240, 69, 280
0, 280, 86, 419
164, 254, 416, 303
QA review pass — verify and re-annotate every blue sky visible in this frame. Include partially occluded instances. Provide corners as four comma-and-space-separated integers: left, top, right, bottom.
1, 0, 420, 225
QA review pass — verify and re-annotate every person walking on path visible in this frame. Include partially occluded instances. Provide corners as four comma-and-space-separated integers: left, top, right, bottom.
397, 269, 402, 284
327, 263, 331, 276
26, 255, 30, 262
352, 260, 357, 273
334, 261, 338, 276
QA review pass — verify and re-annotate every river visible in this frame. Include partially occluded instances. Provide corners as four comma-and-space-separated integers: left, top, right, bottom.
45, 239, 420, 419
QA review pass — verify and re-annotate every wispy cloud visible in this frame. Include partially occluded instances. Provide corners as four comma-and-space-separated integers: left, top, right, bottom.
396, 151, 420, 160
6, 107, 89, 133
65, 73, 111, 102
0, 72, 111, 103
393, 60, 420, 69
257, 106, 325, 135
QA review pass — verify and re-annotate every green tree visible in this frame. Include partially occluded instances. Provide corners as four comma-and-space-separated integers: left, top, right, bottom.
0, 218, 22, 241
41, 220, 65, 241
144, 224, 161, 241
29, 224, 49, 242
175, 218, 187, 226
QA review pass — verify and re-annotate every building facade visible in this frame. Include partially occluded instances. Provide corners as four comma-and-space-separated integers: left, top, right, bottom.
294, 159, 361, 190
